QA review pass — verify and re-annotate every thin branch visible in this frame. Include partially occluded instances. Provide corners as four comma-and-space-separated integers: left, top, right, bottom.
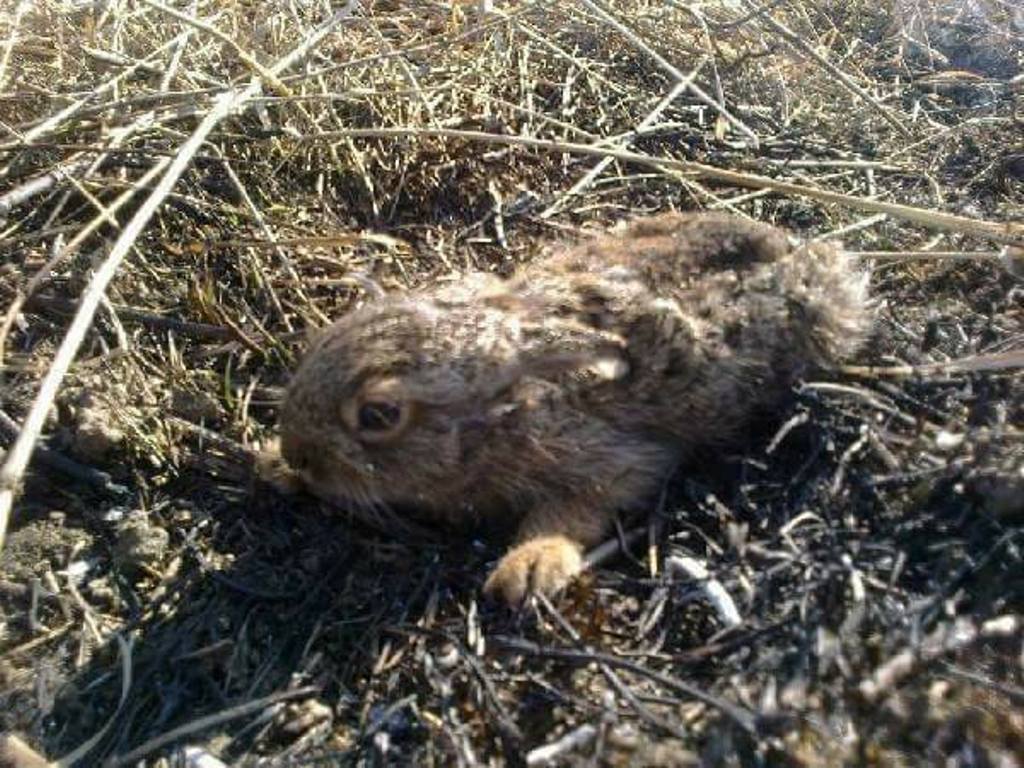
101, 686, 320, 767
858, 615, 1021, 703
0, 158, 172, 368
849, 250, 1003, 260
738, 0, 911, 136
843, 349, 1024, 378
0, 158, 94, 222
490, 635, 759, 736
578, 0, 759, 145
298, 127, 1024, 246
0, 2, 359, 553
665, 554, 743, 628
526, 724, 597, 766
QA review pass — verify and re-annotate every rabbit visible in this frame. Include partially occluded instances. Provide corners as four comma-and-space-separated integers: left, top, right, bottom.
273, 211, 871, 605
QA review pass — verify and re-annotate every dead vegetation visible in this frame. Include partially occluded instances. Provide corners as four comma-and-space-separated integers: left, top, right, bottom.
0, 0, 1022, 765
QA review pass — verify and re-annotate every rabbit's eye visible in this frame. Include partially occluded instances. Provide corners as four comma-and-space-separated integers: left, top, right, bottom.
345, 378, 411, 443
358, 401, 402, 432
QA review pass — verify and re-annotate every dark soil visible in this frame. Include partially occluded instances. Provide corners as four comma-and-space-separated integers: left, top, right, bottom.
1, 1, 1022, 766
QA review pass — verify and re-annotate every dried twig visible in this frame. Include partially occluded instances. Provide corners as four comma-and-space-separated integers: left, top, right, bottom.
842, 350, 1024, 378
0, 3, 359, 552
0, 157, 93, 222
665, 554, 742, 628
24, 293, 237, 342
858, 615, 1021, 702
491, 635, 759, 736
526, 724, 597, 766
301, 128, 1024, 246
738, 0, 911, 136
849, 250, 1003, 260
102, 686, 321, 767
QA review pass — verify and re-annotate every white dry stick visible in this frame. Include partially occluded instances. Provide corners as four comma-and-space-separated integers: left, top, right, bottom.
159, 4, 195, 92
841, 553, 866, 603
0, 1, 32, 92
812, 213, 889, 242
849, 250, 1003, 261
0, 31, 191, 163
578, 0, 758, 146
843, 349, 1024, 378
0, 3, 358, 553
666, 554, 742, 628
541, 75, 699, 218
526, 724, 598, 766
181, 746, 228, 768
855, 248, 1022, 280
307, 128, 1024, 247
0, 158, 96, 222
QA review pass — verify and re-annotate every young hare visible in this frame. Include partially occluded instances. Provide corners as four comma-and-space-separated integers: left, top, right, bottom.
275, 212, 870, 604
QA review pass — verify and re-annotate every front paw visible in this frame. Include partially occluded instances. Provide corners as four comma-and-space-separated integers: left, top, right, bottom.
483, 535, 583, 605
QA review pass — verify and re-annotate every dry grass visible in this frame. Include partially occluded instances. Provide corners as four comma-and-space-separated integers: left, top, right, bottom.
0, 0, 1022, 765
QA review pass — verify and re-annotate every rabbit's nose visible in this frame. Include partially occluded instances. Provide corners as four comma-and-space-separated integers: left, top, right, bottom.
281, 434, 311, 472
282, 436, 333, 483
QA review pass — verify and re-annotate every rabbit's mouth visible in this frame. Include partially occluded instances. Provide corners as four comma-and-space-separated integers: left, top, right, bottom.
282, 439, 383, 510
300, 459, 382, 507
299, 464, 437, 539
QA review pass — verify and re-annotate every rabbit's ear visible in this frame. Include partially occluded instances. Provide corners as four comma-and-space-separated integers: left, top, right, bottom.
473, 344, 629, 405
514, 321, 631, 384
519, 350, 630, 382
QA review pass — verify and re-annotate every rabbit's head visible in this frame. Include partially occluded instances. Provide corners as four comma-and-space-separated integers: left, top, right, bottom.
280, 296, 477, 514
278, 277, 631, 520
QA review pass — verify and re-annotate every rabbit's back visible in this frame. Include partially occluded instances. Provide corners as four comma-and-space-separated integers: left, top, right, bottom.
513, 212, 870, 448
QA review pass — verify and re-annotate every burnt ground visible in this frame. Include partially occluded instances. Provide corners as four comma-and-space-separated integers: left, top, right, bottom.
1, 1, 1023, 766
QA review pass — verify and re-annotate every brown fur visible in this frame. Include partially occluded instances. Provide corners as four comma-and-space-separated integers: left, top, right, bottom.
273, 212, 871, 604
